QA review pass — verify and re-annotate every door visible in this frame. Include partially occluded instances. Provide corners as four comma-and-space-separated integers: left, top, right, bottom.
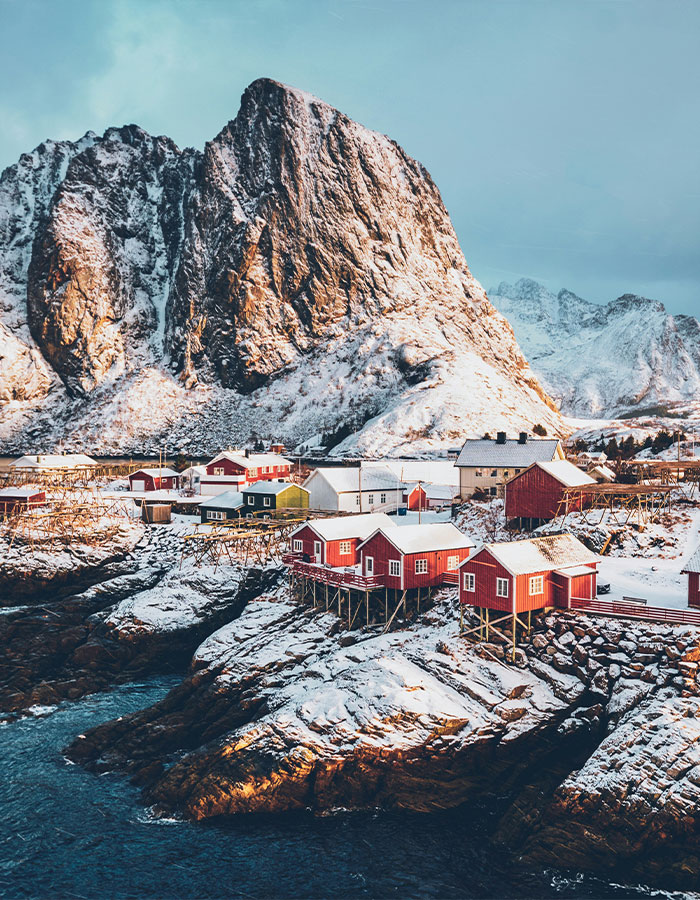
365, 556, 374, 576
314, 541, 322, 562
131, 480, 146, 492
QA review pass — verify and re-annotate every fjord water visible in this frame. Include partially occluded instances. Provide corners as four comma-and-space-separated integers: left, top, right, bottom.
0, 680, 669, 899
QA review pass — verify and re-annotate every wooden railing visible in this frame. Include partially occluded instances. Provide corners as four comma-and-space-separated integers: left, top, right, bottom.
285, 557, 385, 591
572, 597, 700, 626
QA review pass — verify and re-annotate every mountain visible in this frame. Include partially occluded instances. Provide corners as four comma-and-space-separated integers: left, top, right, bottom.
490, 279, 700, 418
0, 79, 563, 456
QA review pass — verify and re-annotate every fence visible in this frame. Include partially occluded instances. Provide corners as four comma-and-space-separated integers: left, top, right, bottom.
572, 597, 700, 626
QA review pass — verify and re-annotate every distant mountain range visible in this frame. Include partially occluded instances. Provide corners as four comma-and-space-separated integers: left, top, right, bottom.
490, 279, 700, 418
0, 78, 563, 456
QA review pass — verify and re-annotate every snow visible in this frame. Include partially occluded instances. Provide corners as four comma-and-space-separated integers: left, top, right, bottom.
365, 522, 473, 554
533, 459, 596, 487
479, 533, 599, 576
293, 513, 396, 542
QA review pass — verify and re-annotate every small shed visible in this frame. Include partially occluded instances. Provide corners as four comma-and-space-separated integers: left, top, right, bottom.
242, 481, 309, 513
406, 482, 457, 510
0, 487, 46, 515
459, 533, 599, 614
357, 523, 474, 589
128, 468, 180, 492
505, 460, 596, 526
142, 503, 172, 524
681, 549, 700, 609
199, 491, 244, 523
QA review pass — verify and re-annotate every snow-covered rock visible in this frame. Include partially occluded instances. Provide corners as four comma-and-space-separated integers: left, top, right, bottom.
490, 278, 700, 417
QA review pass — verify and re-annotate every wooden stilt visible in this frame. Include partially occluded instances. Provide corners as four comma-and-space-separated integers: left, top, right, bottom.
485, 607, 490, 641
366, 591, 369, 626
512, 614, 516, 662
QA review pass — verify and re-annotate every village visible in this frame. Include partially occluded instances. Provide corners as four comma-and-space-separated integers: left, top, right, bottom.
3, 427, 700, 663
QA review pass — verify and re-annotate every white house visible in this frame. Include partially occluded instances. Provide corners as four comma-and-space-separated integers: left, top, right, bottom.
303, 465, 403, 512
11, 453, 98, 470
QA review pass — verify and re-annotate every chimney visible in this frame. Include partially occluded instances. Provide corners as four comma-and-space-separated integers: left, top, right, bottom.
518, 432, 528, 444
245, 448, 250, 457
496, 432, 507, 445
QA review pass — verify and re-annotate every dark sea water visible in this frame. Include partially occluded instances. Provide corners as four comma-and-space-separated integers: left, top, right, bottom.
0, 679, 686, 900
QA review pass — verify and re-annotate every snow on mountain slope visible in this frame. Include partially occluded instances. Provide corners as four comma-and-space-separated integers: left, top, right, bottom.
490, 279, 700, 417
0, 80, 564, 454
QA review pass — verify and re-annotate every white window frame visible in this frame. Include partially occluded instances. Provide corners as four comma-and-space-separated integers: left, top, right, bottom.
529, 575, 544, 595
415, 558, 428, 574
293, 539, 303, 552
463, 572, 475, 592
447, 555, 459, 571
314, 541, 322, 559
263, 497, 271, 507
389, 559, 401, 577
339, 541, 352, 555
207, 510, 225, 521
380, 492, 387, 504
247, 496, 255, 506
365, 556, 374, 575
368, 494, 374, 505
248, 467, 258, 476
355, 494, 360, 506
214, 467, 224, 475
496, 577, 509, 598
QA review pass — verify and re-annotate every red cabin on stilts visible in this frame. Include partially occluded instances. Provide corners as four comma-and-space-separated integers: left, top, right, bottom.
505, 460, 596, 527
289, 513, 396, 565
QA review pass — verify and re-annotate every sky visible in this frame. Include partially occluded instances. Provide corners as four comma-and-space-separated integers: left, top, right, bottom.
1, 0, 698, 314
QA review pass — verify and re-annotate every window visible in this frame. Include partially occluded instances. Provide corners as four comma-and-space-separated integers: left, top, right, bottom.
489, 487, 497, 496
496, 577, 509, 598
503, 470, 509, 478
463, 572, 475, 592
380, 493, 387, 504
264, 466, 272, 474
248, 467, 257, 476
355, 494, 360, 506
339, 541, 352, 555
529, 575, 544, 595
389, 560, 401, 577
515, 468, 521, 474
447, 555, 459, 570
365, 556, 374, 575
214, 467, 224, 475
475, 469, 483, 478
293, 539, 303, 552
314, 541, 322, 559
491, 469, 498, 477
263, 497, 271, 507
207, 510, 225, 521
368, 494, 374, 505
247, 496, 255, 506
415, 559, 428, 574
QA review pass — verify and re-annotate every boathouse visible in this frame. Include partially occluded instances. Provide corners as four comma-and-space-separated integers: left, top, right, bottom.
290, 512, 396, 565
128, 468, 180, 492
681, 549, 700, 609
459, 533, 599, 614
504, 460, 596, 527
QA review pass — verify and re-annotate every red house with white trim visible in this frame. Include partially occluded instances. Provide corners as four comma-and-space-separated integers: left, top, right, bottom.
505, 460, 596, 526
459, 534, 599, 613
681, 549, 700, 609
289, 513, 396, 566
200, 450, 292, 496
357, 523, 474, 590
128, 468, 180, 492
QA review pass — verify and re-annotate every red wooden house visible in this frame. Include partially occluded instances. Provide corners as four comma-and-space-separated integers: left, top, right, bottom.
200, 450, 292, 495
405, 483, 457, 511
289, 513, 396, 566
0, 487, 46, 515
459, 534, 599, 614
128, 468, 180, 492
504, 460, 596, 526
681, 550, 700, 608
357, 523, 474, 590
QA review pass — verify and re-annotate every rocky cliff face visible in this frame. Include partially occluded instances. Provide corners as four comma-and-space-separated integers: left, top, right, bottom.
490, 278, 700, 418
0, 79, 563, 454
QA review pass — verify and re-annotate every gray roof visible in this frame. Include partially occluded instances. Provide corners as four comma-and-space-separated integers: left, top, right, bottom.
242, 481, 308, 496
455, 438, 562, 468
199, 491, 244, 509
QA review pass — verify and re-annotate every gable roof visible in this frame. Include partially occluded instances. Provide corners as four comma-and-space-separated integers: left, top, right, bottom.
406, 482, 458, 501
682, 548, 700, 574
0, 487, 45, 499
455, 438, 562, 468
207, 451, 291, 469
242, 481, 307, 496
293, 512, 397, 542
130, 467, 180, 479
588, 464, 616, 482
466, 533, 599, 576
304, 466, 400, 494
11, 453, 97, 469
510, 460, 596, 488
361, 523, 474, 555
199, 491, 244, 509
375, 460, 459, 487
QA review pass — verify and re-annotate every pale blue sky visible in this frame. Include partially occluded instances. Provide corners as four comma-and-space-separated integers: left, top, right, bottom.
1, 0, 698, 314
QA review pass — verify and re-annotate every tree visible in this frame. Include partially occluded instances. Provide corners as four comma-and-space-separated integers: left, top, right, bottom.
175, 452, 188, 472
573, 438, 588, 453
604, 437, 619, 460
532, 423, 547, 436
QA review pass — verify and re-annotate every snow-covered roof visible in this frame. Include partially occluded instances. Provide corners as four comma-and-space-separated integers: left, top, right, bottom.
682, 549, 700, 574
207, 450, 291, 469
525, 460, 596, 488
406, 482, 458, 500
554, 565, 596, 578
181, 465, 207, 477
0, 487, 45, 498
362, 523, 474, 555
455, 438, 562, 468
294, 512, 397, 542
468, 534, 599, 576
11, 453, 98, 469
589, 464, 616, 482
373, 460, 459, 487
199, 491, 244, 509
242, 481, 307, 496
130, 467, 180, 478
304, 466, 400, 494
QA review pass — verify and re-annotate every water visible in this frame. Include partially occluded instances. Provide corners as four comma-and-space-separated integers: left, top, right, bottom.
0, 679, 684, 899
